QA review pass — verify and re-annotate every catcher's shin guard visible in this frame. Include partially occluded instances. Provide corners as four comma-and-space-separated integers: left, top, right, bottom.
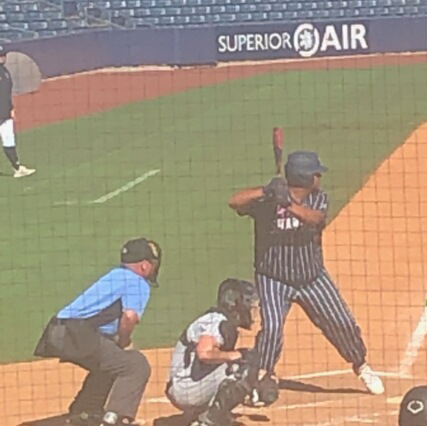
195, 379, 249, 426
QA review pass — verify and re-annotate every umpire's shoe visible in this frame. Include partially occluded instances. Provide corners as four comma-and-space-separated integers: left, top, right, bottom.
67, 411, 104, 426
98, 412, 141, 426
355, 363, 385, 395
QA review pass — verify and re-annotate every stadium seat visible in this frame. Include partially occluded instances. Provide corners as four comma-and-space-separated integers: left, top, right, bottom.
404, 5, 419, 13
126, 0, 142, 6
267, 10, 283, 19
250, 11, 268, 19
26, 10, 44, 20
156, 0, 173, 6
159, 15, 176, 24
10, 22, 30, 31
220, 13, 237, 21
40, 11, 64, 20
48, 19, 68, 29
173, 15, 191, 24
271, 3, 287, 10
4, 3, 22, 13
36, 29, 60, 37
0, 30, 23, 40
287, 2, 303, 10
133, 16, 160, 26
112, 8, 134, 17
283, 10, 298, 18
312, 9, 330, 17
196, 6, 211, 14
7, 12, 27, 22
141, 0, 156, 7
0, 13, 6, 22
21, 3, 39, 12
189, 14, 207, 23
256, 4, 273, 11
133, 8, 150, 16
241, 4, 257, 12
28, 20, 49, 30
225, 5, 240, 13
111, 0, 127, 8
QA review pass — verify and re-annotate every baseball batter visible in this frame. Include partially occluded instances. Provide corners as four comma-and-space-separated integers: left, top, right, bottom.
0, 44, 35, 177
165, 278, 278, 426
229, 151, 384, 395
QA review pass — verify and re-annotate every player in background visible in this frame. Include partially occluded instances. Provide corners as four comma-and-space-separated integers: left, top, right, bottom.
229, 151, 384, 395
0, 44, 35, 177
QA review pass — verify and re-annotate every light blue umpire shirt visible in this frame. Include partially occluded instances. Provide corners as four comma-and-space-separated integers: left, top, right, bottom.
56, 266, 151, 336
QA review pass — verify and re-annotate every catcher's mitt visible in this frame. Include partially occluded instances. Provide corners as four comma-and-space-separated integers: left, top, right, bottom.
245, 374, 280, 408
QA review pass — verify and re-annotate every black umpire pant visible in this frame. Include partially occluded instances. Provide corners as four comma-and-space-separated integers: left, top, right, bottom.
35, 320, 151, 420
68, 336, 151, 420
255, 269, 367, 373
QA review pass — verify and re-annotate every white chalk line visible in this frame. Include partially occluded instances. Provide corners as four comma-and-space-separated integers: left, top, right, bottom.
91, 169, 160, 204
399, 305, 427, 377
144, 367, 407, 405
53, 169, 160, 206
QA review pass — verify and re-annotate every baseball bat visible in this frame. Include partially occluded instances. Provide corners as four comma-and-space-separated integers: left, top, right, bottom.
272, 127, 285, 177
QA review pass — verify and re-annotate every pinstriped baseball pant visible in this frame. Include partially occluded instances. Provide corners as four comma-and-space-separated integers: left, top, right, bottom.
255, 270, 367, 373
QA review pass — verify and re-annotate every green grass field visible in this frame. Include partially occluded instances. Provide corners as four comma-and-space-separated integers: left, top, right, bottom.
0, 63, 426, 363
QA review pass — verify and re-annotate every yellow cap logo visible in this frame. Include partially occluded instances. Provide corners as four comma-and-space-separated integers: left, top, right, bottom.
148, 241, 159, 259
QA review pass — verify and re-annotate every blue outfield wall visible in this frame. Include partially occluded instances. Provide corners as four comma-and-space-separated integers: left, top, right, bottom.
9, 16, 427, 78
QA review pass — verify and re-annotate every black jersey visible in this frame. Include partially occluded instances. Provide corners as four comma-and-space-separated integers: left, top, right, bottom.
245, 190, 328, 285
0, 63, 13, 122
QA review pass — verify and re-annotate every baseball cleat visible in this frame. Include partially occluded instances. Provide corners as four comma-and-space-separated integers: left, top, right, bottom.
13, 165, 36, 178
356, 363, 385, 395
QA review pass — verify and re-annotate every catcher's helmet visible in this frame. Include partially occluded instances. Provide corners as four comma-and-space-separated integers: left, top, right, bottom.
399, 386, 427, 425
284, 151, 328, 188
217, 279, 258, 330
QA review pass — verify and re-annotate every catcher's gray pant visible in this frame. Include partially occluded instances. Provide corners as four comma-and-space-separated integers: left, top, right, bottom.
66, 334, 151, 420
256, 270, 367, 372
166, 364, 228, 412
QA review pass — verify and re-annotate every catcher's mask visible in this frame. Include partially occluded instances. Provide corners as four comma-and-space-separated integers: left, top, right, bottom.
217, 279, 259, 329
284, 151, 328, 188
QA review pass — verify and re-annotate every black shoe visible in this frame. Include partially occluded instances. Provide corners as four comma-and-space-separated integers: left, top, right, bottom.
67, 411, 104, 426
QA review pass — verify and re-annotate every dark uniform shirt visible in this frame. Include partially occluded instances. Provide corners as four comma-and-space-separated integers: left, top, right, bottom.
245, 190, 329, 286
0, 63, 13, 123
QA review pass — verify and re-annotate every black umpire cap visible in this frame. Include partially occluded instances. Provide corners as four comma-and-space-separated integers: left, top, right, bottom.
121, 237, 162, 286
399, 386, 427, 425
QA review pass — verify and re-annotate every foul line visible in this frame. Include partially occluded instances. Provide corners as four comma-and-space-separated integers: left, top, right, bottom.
399, 306, 427, 377
91, 169, 160, 204
54, 169, 160, 206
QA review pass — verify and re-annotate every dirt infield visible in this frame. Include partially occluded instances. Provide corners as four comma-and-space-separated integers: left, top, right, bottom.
3, 53, 427, 426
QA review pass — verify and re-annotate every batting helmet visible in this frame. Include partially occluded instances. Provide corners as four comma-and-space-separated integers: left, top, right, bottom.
399, 386, 427, 425
284, 151, 328, 188
217, 279, 258, 330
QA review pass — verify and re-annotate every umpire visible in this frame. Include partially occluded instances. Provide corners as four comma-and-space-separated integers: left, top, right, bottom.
229, 151, 384, 395
34, 237, 162, 426
0, 44, 35, 177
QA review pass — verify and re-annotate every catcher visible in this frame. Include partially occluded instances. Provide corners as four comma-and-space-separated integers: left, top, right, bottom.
165, 278, 279, 426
